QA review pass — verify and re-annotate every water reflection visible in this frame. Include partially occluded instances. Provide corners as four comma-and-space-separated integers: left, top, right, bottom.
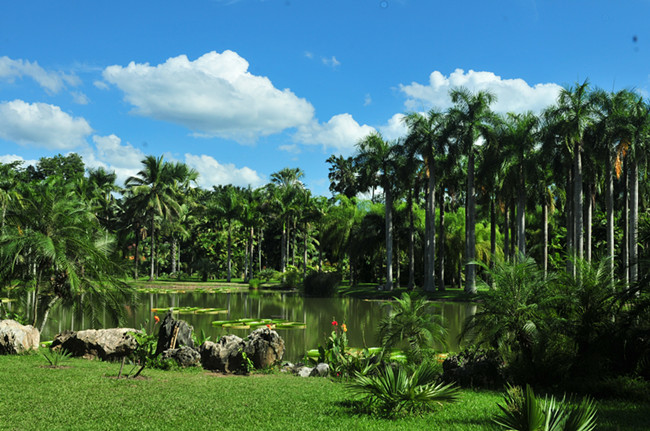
33, 291, 475, 362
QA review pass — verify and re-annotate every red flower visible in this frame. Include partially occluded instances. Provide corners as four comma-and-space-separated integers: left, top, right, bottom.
266, 324, 272, 329
332, 320, 338, 326
154, 315, 160, 324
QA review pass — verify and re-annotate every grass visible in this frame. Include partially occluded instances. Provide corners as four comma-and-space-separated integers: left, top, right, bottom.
2, 351, 649, 431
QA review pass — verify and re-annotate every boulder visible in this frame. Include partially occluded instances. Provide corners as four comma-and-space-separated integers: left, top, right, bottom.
243, 327, 285, 369
161, 346, 201, 367
200, 335, 246, 373
155, 313, 194, 355
0, 320, 40, 354
309, 362, 330, 377
51, 328, 139, 360
297, 366, 314, 377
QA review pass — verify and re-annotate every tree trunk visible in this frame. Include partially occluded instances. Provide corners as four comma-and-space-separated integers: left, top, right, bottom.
281, 222, 287, 273
134, 231, 139, 280
586, 183, 594, 263
438, 188, 446, 292
542, 198, 548, 279
303, 225, 308, 281
385, 186, 394, 291
39, 296, 60, 333
424, 159, 436, 292
259, 227, 264, 273
171, 238, 177, 275
465, 150, 476, 294
227, 221, 232, 282
574, 143, 584, 262
629, 161, 639, 283
566, 170, 574, 275
517, 165, 526, 256
606, 150, 615, 282
623, 160, 629, 284
149, 217, 155, 281
407, 189, 415, 290
504, 204, 510, 261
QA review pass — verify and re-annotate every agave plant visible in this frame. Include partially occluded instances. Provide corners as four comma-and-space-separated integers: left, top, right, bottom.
347, 362, 460, 416
42, 348, 73, 368
493, 384, 597, 431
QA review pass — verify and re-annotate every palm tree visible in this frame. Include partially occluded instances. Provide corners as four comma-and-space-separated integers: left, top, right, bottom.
125, 155, 183, 281
270, 167, 306, 274
448, 88, 497, 294
210, 185, 242, 282
378, 292, 447, 361
356, 133, 398, 290
404, 109, 447, 291
553, 80, 596, 265
0, 177, 130, 330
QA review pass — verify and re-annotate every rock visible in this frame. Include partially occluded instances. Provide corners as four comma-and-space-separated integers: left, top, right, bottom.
0, 320, 40, 354
155, 313, 194, 355
51, 328, 139, 360
297, 366, 314, 377
200, 335, 245, 373
309, 362, 330, 377
161, 346, 201, 367
243, 327, 285, 369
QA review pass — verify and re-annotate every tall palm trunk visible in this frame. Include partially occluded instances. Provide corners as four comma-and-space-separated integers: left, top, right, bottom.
385, 186, 394, 291
542, 198, 548, 279
629, 161, 639, 283
149, 217, 155, 281
504, 204, 510, 261
586, 183, 594, 263
227, 221, 232, 282
438, 189, 446, 292
606, 151, 615, 282
574, 144, 584, 262
516, 165, 526, 255
407, 189, 415, 290
424, 159, 436, 292
465, 149, 477, 294
623, 161, 629, 284
566, 170, 574, 275
39, 297, 60, 333
171, 237, 178, 275
280, 222, 287, 273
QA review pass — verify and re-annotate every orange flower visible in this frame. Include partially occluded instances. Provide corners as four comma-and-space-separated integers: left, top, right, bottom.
154, 315, 160, 324
266, 324, 272, 329
341, 323, 347, 333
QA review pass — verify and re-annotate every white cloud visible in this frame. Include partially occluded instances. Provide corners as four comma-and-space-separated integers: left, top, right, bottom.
279, 144, 301, 154
72, 91, 90, 105
79, 135, 147, 186
400, 69, 561, 114
0, 100, 92, 149
184, 153, 264, 189
378, 113, 408, 141
304, 51, 314, 59
364, 93, 372, 106
93, 80, 109, 90
294, 114, 376, 154
322, 56, 341, 68
0, 154, 38, 168
0, 56, 79, 93
102, 51, 315, 142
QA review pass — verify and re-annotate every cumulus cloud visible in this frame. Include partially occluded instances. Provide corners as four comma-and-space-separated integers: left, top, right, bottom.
0, 100, 92, 149
400, 69, 561, 114
102, 51, 315, 142
378, 113, 408, 141
0, 56, 79, 93
294, 114, 376, 154
0, 154, 38, 168
78, 135, 147, 186
184, 153, 264, 189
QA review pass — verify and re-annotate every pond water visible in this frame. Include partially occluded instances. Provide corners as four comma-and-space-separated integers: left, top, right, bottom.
28, 290, 476, 362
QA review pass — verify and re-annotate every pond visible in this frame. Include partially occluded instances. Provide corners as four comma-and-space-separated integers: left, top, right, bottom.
24, 290, 477, 362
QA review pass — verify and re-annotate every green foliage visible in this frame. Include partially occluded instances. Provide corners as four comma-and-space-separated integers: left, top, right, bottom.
240, 349, 255, 374
282, 264, 301, 289
248, 278, 261, 289
42, 348, 72, 367
346, 362, 460, 417
191, 329, 212, 348
303, 271, 341, 297
493, 384, 598, 431
258, 268, 280, 283
378, 292, 447, 362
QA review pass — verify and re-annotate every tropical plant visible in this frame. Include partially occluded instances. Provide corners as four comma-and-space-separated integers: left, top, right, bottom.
493, 384, 597, 431
42, 348, 73, 368
378, 292, 447, 362
347, 362, 460, 417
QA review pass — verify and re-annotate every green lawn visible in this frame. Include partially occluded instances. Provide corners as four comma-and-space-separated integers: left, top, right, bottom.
1, 352, 648, 431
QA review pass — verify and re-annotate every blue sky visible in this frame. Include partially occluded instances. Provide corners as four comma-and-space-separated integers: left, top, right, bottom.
1, 0, 649, 196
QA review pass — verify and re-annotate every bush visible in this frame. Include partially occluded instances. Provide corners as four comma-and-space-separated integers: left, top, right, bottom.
282, 265, 301, 289
441, 348, 505, 389
258, 268, 279, 283
248, 278, 261, 289
303, 271, 341, 297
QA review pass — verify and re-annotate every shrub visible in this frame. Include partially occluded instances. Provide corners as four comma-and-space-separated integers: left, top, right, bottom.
258, 268, 279, 283
248, 278, 261, 289
303, 271, 341, 297
441, 348, 505, 389
347, 362, 460, 417
282, 265, 301, 289
493, 384, 597, 431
